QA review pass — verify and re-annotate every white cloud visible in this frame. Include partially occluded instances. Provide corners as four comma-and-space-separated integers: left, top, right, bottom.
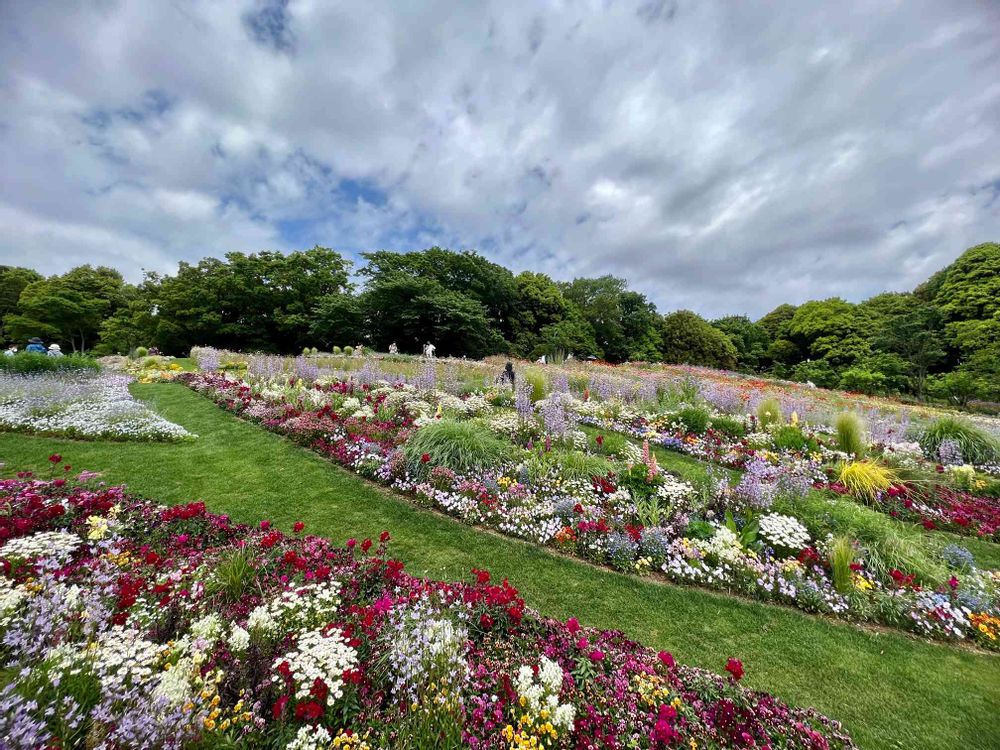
0, 0, 998, 316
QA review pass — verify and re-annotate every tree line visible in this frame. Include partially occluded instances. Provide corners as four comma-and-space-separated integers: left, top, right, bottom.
1, 242, 997, 403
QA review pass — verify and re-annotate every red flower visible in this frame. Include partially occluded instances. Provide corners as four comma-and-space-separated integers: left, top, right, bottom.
293, 521, 305, 533
472, 568, 491, 584
596, 434, 604, 446
48, 454, 62, 464
566, 617, 581, 634
361, 538, 372, 553
272, 695, 289, 719
658, 651, 675, 669
948, 576, 959, 590
589, 649, 605, 662
479, 613, 494, 630
379, 530, 391, 543
260, 520, 272, 531
725, 658, 744, 681
421, 453, 431, 463
294, 700, 324, 721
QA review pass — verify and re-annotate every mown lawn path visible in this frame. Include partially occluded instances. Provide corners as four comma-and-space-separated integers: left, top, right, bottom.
1, 383, 997, 750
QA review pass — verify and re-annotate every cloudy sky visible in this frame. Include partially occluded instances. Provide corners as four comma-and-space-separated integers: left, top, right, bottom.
1, 0, 998, 318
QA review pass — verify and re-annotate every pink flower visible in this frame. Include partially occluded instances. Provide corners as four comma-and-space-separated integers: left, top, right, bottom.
588, 649, 604, 662
566, 617, 581, 634
658, 651, 675, 669
260, 520, 272, 531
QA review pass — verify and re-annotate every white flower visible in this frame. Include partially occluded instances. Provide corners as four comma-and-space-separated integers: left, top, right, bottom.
272, 626, 358, 707
759, 513, 810, 552
228, 624, 250, 653
2, 530, 82, 562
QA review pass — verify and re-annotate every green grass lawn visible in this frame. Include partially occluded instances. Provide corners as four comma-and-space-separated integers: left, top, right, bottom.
1, 383, 998, 750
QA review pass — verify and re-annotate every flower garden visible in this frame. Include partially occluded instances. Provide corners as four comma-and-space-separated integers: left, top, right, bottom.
0, 371, 192, 441
178, 350, 1000, 649
0, 471, 856, 749
1, 349, 999, 749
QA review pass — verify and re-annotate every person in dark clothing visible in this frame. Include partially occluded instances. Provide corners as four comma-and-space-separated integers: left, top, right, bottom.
503, 361, 516, 386
25, 337, 46, 354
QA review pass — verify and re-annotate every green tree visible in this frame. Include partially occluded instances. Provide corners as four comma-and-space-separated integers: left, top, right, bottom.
0, 266, 43, 344
788, 298, 871, 367
870, 296, 946, 398
561, 276, 629, 361
659, 310, 738, 369
309, 293, 363, 349
711, 315, 771, 371
5, 266, 127, 352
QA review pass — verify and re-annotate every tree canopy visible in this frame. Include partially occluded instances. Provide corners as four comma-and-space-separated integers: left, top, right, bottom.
2, 241, 996, 404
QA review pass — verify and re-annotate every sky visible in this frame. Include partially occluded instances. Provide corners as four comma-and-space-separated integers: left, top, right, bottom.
1, 0, 998, 319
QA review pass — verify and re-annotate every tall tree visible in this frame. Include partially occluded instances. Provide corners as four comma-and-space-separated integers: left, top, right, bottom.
0, 266, 43, 344
659, 310, 738, 369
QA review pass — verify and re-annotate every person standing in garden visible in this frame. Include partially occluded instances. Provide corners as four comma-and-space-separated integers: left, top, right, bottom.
25, 337, 46, 353
47, 343, 64, 358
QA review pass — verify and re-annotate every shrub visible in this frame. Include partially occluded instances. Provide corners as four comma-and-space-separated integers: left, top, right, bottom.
673, 406, 711, 434
343, 345, 355, 356
838, 461, 897, 502
775, 492, 946, 585
333, 346, 342, 355
550, 451, 615, 482
311, 346, 318, 355
772, 425, 819, 453
710, 415, 746, 439
835, 412, 867, 458
404, 420, 515, 476
829, 536, 856, 594
684, 519, 715, 540
134, 346, 148, 358
0, 352, 99, 374
523, 370, 547, 403
919, 417, 1000, 465
302, 347, 311, 355
756, 398, 783, 429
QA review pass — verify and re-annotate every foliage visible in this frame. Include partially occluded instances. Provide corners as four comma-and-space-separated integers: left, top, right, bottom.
838, 461, 897, 503
756, 398, 783, 429
829, 536, 856, 594
835, 412, 867, 458
709, 415, 746, 438
0, 352, 99, 374
548, 450, 615, 482
659, 310, 738, 369
672, 406, 711, 435
711, 315, 771, 371
403, 420, 515, 476
771, 425, 818, 453
919, 417, 1000, 465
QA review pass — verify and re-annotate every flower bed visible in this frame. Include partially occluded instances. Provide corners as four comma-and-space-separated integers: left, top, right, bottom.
0, 471, 857, 749
182, 372, 1000, 649
0, 371, 192, 441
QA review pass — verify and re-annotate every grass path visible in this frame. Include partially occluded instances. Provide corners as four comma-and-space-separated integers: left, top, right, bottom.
1, 383, 998, 749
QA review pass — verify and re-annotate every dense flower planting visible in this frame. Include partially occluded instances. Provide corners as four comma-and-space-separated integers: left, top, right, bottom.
182, 371, 1000, 648
0, 471, 858, 749
0, 371, 192, 441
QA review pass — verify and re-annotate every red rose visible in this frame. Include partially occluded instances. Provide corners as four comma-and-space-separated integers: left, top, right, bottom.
293, 521, 305, 533
421, 453, 431, 463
